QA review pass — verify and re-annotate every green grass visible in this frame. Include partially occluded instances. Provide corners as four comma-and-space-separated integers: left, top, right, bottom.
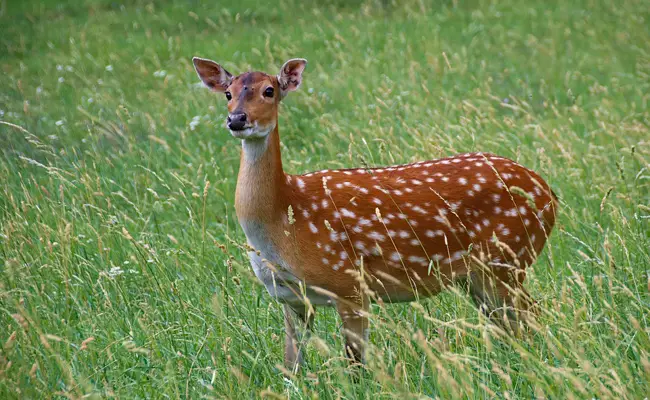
1, 0, 649, 398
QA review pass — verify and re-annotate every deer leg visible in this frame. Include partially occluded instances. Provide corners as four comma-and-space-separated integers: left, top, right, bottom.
468, 264, 537, 335
283, 303, 314, 372
336, 297, 369, 365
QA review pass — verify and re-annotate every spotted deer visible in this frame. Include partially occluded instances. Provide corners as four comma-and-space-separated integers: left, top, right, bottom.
193, 56, 557, 369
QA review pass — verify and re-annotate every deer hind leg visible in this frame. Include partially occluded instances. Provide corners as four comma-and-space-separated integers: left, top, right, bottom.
336, 296, 369, 365
283, 303, 314, 372
467, 263, 538, 335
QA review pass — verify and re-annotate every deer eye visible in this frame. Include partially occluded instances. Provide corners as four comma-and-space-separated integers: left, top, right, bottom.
225, 92, 232, 101
263, 87, 274, 98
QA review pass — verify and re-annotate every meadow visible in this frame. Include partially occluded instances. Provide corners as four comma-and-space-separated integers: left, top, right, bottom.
1, 0, 649, 398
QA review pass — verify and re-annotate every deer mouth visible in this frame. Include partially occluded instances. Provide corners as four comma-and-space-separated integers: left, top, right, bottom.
229, 126, 256, 139
229, 122, 274, 140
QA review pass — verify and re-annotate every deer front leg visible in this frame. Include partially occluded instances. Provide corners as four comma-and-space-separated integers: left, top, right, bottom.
283, 304, 313, 372
336, 297, 370, 364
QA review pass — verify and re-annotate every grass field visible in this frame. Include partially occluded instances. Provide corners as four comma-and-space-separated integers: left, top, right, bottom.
1, 0, 649, 398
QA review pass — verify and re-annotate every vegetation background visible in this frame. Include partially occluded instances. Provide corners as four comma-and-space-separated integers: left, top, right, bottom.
1, 0, 649, 398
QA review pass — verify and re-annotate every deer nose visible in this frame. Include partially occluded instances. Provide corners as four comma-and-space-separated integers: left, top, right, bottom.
227, 113, 247, 131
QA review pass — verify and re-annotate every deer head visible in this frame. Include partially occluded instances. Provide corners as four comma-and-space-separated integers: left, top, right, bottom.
192, 57, 307, 140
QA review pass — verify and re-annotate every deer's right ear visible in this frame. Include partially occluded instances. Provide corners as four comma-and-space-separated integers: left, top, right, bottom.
192, 57, 233, 92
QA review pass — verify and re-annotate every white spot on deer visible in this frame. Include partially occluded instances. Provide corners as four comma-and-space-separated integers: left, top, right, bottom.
440, 160, 451, 165
473, 184, 481, 191
309, 222, 318, 233
441, 176, 449, 182
467, 190, 475, 196
368, 231, 386, 242
404, 188, 413, 193
408, 219, 419, 227
531, 233, 537, 243
410, 238, 420, 246
519, 206, 528, 215
408, 256, 427, 264
316, 242, 322, 249
425, 230, 435, 238
372, 197, 382, 205
398, 230, 410, 239
321, 199, 329, 209
340, 251, 348, 260
352, 225, 363, 233
452, 159, 461, 164
393, 190, 403, 196
412, 205, 427, 215
431, 254, 444, 262
491, 194, 501, 202
482, 218, 490, 227
341, 208, 356, 218
449, 250, 466, 262
425, 178, 434, 183
389, 252, 401, 262
332, 261, 342, 271
333, 211, 341, 219
358, 218, 372, 227
324, 244, 331, 252
302, 209, 310, 218
494, 206, 502, 214
343, 171, 352, 175
501, 227, 511, 236
434, 215, 447, 224
458, 177, 468, 185
296, 178, 306, 191
336, 183, 343, 189
515, 235, 521, 242
478, 176, 487, 183
311, 203, 319, 211
322, 258, 329, 265
412, 179, 423, 185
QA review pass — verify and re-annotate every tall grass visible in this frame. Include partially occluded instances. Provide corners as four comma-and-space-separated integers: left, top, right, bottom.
1, 0, 649, 398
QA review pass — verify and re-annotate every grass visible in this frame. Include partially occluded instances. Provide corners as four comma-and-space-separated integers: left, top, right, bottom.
1, 0, 649, 398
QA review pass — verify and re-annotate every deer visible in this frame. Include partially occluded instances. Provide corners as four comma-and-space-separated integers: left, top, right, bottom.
192, 56, 558, 371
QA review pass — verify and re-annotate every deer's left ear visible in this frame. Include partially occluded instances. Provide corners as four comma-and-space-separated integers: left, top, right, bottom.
278, 58, 307, 98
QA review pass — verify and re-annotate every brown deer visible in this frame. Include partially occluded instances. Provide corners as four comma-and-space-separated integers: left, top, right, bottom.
192, 56, 557, 370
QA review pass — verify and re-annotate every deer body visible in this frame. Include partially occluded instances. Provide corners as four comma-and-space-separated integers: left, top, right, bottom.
193, 56, 557, 369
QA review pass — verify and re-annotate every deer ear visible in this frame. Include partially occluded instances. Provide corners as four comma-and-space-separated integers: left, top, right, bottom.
278, 58, 307, 98
192, 57, 233, 92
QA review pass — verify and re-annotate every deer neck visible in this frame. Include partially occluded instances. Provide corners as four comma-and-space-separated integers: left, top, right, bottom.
235, 124, 288, 226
